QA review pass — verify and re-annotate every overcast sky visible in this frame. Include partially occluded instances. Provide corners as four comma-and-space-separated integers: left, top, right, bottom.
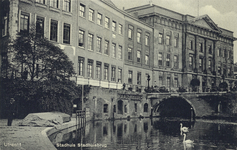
111, 0, 237, 63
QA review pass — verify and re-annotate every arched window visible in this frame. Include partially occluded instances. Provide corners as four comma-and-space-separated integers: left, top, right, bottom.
144, 103, 148, 112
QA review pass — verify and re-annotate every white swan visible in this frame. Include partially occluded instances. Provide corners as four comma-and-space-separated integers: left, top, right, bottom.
183, 133, 194, 148
180, 123, 189, 135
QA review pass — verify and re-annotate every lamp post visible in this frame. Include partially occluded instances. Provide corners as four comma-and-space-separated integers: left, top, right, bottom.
147, 74, 150, 89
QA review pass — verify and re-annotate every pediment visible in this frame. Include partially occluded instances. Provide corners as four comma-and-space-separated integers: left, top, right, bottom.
193, 19, 213, 30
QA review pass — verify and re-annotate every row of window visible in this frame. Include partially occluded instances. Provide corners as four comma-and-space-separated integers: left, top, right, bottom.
78, 57, 122, 83
128, 25, 150, 46
127, 48, 149, 65
158, 33, 179, 47
128, 71, 150, 85
158, 53, 179, 68
158, 75, 179, 87
79, 3, 123, 34
35, 0, 71, 12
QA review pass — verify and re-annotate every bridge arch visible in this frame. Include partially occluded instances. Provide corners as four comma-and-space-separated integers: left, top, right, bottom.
153, 96, 196, 119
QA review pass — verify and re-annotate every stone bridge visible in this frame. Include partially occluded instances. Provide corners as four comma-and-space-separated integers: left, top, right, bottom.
147, 92, 229, 118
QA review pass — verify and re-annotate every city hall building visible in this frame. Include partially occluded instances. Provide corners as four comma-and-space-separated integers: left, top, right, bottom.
1, 0, 236, 119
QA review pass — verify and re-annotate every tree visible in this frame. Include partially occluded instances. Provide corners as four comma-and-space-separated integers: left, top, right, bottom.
9, 26, 75, 81
190, 78, 200, 92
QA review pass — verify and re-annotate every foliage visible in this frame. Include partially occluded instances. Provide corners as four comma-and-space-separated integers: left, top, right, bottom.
190, 78, 200, 87
219, 82, 228, 91
177, 86, 187, 92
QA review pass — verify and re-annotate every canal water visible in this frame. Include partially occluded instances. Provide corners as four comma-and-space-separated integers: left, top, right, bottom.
49, 118, 237, 150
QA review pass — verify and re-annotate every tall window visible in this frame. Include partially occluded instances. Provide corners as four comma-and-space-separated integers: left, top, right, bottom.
137, 30, 141, 43
78, 30, 84, 47
97, 13, 102, 25
145, 55, 149, 65
104, 104, 108, 113
97, 37, 102, 52
128, 25, 133, 39
64, 0, 71, 12
63, 23, 70, 44
50, 20, 57, 41
79, 4, 85, 17
96, 62, 101, 79
199, 58, 203, 71
166, 54, 170, 67
105, 17, 109, 28
118, 69, 122, 83
137, 72, 141, 85
2, 16, 7, 36
218, 67, 221, 75
112, 43, 116, 58
224, 49, 227, 58
128, 70, 133, 84
118, 24, 122, 34
209, 46, 212, 54
167, 77, 170, 87
137, 51, 141, 62
199, 43, 203, 52
36, 16, 44, 38
50, 0, 59, 8
111, 66, 116, 81
89, 9, 94, 21
174, 77, 178, 87
20, 13, 29, 32
173, 55, 178, 68
134, 103, 137, 112
87, 60, 93, 78
159, 33, 163, 44
159, 76, 163, 86
88, 33, 93, 50
190, 41, 193, 50
158, 52, 162, 66
78, 57, 84, 76
112, 21, 116, 32
128, 48, 132, 60
118, 46, 122, 59
189, 56, 193, 69
145, 34, 149, 46
104, 64, 109, 80
174, 37, 178, 47
104, 40, 109, 55
208, 59, 212, 71
36, 0, 45, 4
166, 35, 170, 45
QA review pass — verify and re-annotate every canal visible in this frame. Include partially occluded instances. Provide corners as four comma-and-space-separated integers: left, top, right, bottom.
49, 118, 237, 150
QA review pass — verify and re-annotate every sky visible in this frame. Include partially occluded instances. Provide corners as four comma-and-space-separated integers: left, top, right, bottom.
111, 0, 237, 63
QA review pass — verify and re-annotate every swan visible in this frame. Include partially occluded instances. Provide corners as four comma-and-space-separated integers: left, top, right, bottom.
180, 123, 189, 135
183, 133, 194, 148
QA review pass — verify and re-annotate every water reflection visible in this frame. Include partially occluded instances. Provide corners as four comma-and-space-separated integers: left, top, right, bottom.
50, 118, 237, 150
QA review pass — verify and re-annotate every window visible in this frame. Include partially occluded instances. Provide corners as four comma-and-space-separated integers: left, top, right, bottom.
224, 49, 227, 58
50, 20, 57, 41
87, 60, 93, 78
134, 103, 137, 112
167, 77, 170, 87
112, 21, 116, 32
111, 66, 116, 81
63, 23, 70, 44
88, 33, 93, 50
145, 55, 149, 65
190, 41, 193, 50
78, 57, 84, 76
97, 13, 102, 25
113, 105, 116, 113
104, 40, 109, 55
174, 77, 178, 87
166, 54, 170, 67
174, 37, 178, 47
209, 46, 212, 54
112, 43, 116, 58
105, 17, 109, 28
137, 30, 141, 43
104, 64, 109, 80
78, 30, 84, 47
20, 13, 29, 32
79, 4, 85, 17
128, 70, 133, 84
104, 104, 108, 113
118, 69, 122, 83
36, 17, 44, 38
159, 76, 163, 86
2, 16, 7, 37
137, 51, 141, 62
118, 24, 122, 34
145, 34, 149, 46
158, 52, 162, 66
137, 72, 141, 85
166, 35, 170, 45
159, 33, 163, 44
128, 48, 132, 60
128, 25, 133, 39
173, 55, 178, 68
64, 0, 71, 12
199, 43, 203, 52
50, 0, 59, 8
36, 0, 45, 4
208, 59, 212, 71
89, 9, 94, 21
97, 37, 102, 52
96, 62, 101, 79
218, 67, 221, 75
189, 55, 193, 69
199, 58, 203, 71
144, 103, 148, 112
118, 46, 122, 59
217, 48, 220, 56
